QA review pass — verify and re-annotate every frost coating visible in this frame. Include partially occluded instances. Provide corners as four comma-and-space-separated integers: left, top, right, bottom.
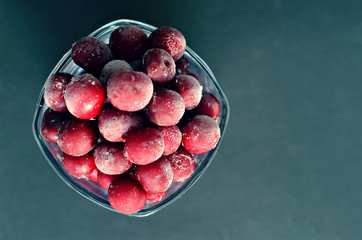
99, 60, 133, 84
64, 74, 105, 120
98, 105, 142, 142
173, 74, 203, 110
167, 147, 195, 182
146, 88, 185, 126
182, 115, 221, 154
94, 142, 132, 175
135, 156, 173, 193
57, 118, 97, 157
158, 125, 182, 155
44, 73, 72, 112
124, 127, 164, 165
107, 71, 153, 112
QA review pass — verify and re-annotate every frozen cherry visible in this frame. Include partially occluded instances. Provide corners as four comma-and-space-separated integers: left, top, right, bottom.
109, 25, 147, 61
44, 73, 72, 112
124, 127, 164, 165
135, 156, 173, 193
146, 191, 166, 202
99, 60, 133, 84
149, 27, 186, 61
71, 37, 112, 74
189, 73, 202, 84
94, 142, 132, 175
142, 48, 176, 84
98, 105, 142, 142
182, 115, 220, 154
62, 153, 96, 178
88, 168, 98, 182
158, 125, 182, 155
145, 88, 185, 126
173, 74, 202, 110
41, 109, 69, 143
176, 56, 190, 75
108, 176, 146, 214
195, 93, 221, 120
65, 74, 106, 119
107, 71, 153, 112
167, 147, 195, 182
57, 118, 97, 156
97, 171, 119, 190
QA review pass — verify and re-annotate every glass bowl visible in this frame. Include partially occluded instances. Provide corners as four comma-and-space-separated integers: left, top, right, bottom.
32, 19, 229, 217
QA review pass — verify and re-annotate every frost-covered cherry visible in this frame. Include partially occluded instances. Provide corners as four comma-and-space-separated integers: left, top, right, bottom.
176, 56, 190, 75
88, 168, 98, 182
124, 127, 164, 165
146, 191, 166, 202
142, 48, 175, 84
167, 147, 195, 182
41, 109, 69, 143
65, 74, 105, 119
149, 27, 186, 61
97, 171, 119, 190
135, 156, 173, 193
98, 105, 143, 142
99, 60, 133, 84
108, 176, 146, 214
94, 142, 132, 175
44, 73, 72, 112
71, 37, 112, 74
62, 153, 96, 178
173, 74, 202, 110
157, 125, 182, 155
107, 71, 153, 112
57, 118, 97, 156
109, 25, 148, 61
195, 93, 221, 120
182, 115, 220, 154
145, 88, 185, 126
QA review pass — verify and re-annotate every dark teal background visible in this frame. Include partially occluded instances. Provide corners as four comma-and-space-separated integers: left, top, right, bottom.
1, 0, 361, 239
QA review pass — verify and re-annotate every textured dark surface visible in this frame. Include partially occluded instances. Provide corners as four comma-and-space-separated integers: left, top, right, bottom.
1, 0, 361, 239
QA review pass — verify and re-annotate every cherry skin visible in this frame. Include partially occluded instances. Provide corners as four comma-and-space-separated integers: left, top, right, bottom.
182, 115, 220, 154
41, 109, 69, 143
99, 60, 133, 84
97, 171, 119, 190
57, 118, 97, 157
135, 156, 173, 193
145, 88, 185, 126
88, 168, 98, 182
146, 191, 166, 202
173, 74, 202, 110
175, 56, 190, 75
98, 105, 143, 142
109, 25, 148, 61
62, 153, 96, 178
195, 92, 221, 120
167, 147, 195, 182
149, 27, 186, 61
157, 125, 182, 155
44, 73, 72, 112
124, 127, 164, 165
142, 48, 176, 84
71, 37, 112, 74
64, 74, 105, 120
107, 71, 153, 112
94, 142, 132, 175
108, 176, 146, 214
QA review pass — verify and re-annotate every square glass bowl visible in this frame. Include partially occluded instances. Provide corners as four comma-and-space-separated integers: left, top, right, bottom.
32, 19, 229, 216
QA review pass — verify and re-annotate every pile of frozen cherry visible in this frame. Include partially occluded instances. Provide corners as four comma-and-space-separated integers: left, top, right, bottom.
41, 25, 221, 214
